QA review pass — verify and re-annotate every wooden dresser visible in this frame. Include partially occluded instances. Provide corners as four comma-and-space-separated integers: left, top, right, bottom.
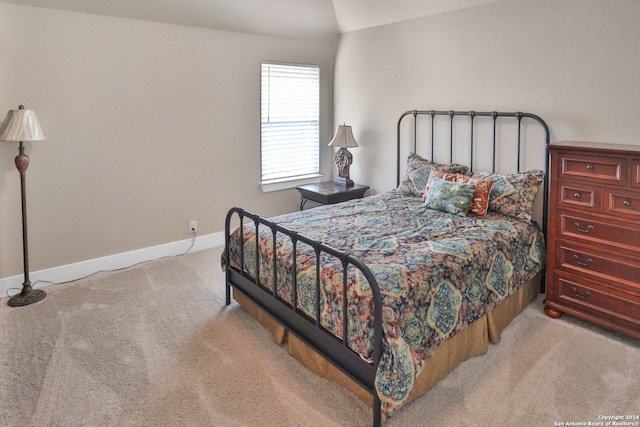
545, 141, 640, 339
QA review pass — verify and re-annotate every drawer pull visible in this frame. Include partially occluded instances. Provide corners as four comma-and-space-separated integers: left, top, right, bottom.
623, 200, 631, 206
573, 255, 593, 266
571, 286, 592, 299
586, 164, 595, 171
574, 192, 582, 198
573, 222, 594, 233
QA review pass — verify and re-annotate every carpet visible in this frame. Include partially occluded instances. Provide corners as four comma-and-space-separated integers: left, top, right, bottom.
1, 246, 638, 426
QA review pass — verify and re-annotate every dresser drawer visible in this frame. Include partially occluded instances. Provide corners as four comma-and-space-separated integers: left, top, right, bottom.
554, 274, 640, 331
559, 153, 627, 184
557, 244, 640, 290
605, 189, 640, 220
558, 211, 640, 253
632, 160, 640, 189
557, 181, 600, 212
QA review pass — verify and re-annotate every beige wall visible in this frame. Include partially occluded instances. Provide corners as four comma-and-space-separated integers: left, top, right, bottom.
0, 3, 336, 278
335, 0, 640, 194
4, 0, 640, 280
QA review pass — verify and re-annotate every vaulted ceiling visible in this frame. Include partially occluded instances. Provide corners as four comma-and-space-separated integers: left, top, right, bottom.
0, 0, 503, 41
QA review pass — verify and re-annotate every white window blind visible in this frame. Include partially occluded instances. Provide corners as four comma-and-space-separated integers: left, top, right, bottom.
261, 62, 320, 183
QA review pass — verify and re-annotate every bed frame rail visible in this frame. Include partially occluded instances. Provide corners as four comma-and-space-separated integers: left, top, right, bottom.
224, 207, 384, 426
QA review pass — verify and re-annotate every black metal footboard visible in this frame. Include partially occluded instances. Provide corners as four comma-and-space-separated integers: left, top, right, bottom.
224, 207, 384, 427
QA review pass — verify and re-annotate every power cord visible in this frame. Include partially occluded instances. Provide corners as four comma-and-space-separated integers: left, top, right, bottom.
4, 229, 198, 299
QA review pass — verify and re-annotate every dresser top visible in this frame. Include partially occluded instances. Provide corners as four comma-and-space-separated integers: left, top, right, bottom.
549, 140, 640, 155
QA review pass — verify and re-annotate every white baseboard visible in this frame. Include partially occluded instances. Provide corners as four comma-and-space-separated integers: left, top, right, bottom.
0, 231, 224, 299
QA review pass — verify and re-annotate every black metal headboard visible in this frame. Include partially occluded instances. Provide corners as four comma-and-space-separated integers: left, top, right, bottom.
396, 110, 550, 183
396, 109, 550, 292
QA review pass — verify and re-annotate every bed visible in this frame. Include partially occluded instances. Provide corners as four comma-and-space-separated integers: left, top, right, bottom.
222, 110, 550, 426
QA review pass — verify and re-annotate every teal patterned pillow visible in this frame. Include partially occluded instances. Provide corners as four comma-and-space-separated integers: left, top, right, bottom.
424, 176, 476, 216
471, 169, 544, 221
398, 153, 470, 197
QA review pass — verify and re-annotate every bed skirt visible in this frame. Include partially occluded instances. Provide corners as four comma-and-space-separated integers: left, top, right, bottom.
231, 273, 540, 409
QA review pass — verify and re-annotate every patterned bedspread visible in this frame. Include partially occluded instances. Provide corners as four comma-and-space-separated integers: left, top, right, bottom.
226, 190, 545, 418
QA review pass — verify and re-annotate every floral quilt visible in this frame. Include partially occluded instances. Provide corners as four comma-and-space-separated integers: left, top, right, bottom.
226, 190, 545, 418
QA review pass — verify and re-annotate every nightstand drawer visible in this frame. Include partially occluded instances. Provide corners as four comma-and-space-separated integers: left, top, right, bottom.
558, 244, 640, 289
557, 181, 600, 212
298, 188, 328, 204
605, 189, 640, 220
558, 211, 640, 253
555, 274, 640, 330
559, 153, 627, 184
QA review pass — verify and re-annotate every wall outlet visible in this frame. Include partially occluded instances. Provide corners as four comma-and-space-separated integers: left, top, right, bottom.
189, 220, 197, 234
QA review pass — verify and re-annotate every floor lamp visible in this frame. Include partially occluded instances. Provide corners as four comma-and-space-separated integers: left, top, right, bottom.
0, 105, 47, 307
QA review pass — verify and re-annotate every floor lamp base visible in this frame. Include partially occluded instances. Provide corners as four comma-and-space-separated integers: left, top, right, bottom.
8, 287, 46, 307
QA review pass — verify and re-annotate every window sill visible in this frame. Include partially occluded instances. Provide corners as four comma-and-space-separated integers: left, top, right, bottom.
260, 174, 324, 193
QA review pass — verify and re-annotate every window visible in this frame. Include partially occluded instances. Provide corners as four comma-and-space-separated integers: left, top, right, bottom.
261, 62, 320, 185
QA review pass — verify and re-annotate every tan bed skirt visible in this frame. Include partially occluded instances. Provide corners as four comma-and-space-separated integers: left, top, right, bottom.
232, 273, 540, 408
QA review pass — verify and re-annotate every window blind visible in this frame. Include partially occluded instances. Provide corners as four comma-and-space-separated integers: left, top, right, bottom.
261, 62, 320, 183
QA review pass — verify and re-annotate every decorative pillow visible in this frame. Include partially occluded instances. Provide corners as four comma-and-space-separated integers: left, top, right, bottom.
421, 170, 493, 216
421, 169, 460, 202
424, 176, 476, 216
454, 175, 494, 216
471, 169, 544, 221
398, 153, 470, 197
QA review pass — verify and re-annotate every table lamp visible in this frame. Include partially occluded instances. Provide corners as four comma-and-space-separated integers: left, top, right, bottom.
328, 124, 358, 187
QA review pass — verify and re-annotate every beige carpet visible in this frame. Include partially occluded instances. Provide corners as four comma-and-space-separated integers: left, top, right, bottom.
1, 246, 638, 426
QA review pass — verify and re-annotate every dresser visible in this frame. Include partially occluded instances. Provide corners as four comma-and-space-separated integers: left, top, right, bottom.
545, 141, 640, 339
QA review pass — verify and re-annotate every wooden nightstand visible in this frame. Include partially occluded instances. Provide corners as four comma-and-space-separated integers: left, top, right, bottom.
296, 182, 369, 210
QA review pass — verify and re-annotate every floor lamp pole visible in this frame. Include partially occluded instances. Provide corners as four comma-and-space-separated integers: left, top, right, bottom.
8, 141, 46, 307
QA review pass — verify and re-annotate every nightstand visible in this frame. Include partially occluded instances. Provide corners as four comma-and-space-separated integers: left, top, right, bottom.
296, 182, 369, 210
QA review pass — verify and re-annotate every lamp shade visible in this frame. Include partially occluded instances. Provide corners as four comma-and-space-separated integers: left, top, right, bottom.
328, 124, 358, 148
0, 105, 46, 142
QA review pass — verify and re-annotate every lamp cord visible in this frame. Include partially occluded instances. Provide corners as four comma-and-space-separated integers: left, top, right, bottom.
4, 231, 198, 299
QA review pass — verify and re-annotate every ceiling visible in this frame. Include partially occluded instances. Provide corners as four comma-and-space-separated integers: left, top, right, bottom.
0, 0, 504, 41
333, 0, 504, 33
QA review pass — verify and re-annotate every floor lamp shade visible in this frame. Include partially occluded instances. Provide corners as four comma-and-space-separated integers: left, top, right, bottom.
0, 107, 46, 142
0, 105, 46, 307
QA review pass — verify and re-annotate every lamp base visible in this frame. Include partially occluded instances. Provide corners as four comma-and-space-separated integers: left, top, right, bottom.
8, 286, 46, 307
334, 177, 354, 187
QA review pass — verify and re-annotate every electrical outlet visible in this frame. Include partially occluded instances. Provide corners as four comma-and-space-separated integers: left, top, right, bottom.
189, 220, 197, 234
